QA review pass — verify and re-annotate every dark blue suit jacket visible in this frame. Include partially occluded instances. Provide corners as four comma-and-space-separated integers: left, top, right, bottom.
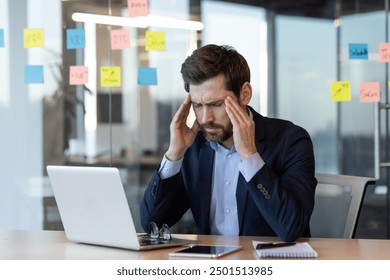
140, 107, 317, 242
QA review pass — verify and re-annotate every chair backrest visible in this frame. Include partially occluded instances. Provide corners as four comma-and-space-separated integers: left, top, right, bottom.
310, 173, 375, 238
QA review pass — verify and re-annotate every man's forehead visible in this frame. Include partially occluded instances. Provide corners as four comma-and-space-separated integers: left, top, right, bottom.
190, 95, 226, 104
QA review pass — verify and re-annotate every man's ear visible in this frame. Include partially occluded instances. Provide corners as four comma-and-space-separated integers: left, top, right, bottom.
240, 82, 252, 106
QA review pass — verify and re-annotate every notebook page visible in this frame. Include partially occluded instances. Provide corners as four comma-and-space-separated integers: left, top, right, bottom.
252, 241, 318, 258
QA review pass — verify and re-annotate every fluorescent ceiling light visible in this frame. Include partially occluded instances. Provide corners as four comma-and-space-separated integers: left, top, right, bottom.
72, 12, 204, 31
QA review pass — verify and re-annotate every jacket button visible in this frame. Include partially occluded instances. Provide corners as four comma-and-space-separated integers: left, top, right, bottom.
257, 184, 263, 190
265, 194, 271, 200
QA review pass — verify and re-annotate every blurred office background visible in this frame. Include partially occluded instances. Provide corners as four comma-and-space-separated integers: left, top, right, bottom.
0, 0, 389, 239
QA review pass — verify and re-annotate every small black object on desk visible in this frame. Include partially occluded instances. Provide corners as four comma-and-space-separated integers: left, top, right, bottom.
256, 242, 296, 250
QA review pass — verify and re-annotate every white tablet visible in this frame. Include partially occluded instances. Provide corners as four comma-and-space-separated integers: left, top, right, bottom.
168, 245, 242, 258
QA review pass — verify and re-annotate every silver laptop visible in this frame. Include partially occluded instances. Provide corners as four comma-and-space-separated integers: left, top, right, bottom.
46, 165, 193, 250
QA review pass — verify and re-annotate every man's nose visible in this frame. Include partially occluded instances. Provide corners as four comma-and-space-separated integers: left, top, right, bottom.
201, 106, 214, 124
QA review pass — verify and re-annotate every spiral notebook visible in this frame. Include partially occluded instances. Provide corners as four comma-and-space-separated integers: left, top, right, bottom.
252, 241, 318, 258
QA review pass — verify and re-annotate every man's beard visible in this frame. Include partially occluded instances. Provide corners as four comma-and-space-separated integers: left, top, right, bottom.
200, 121, 233, 143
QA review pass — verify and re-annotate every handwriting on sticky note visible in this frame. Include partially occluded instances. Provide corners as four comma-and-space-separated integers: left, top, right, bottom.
67, 29, 85, 49
349, 43, 368, 60
111, 29, 130, 50
145, 31, 166, 51
100, 66, 121, 87
0, 29, 4, 48
24, 65, 44, 84
70, 66, 89, 85
128, 0, 148, 17
379, 43, 390, 62
331, 81, 351, 102
24, 29, 44, 48
138, 67, 157, 85
360, 82, 380, 103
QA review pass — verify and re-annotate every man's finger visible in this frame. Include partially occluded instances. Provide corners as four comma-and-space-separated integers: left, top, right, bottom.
173, 94, 191, 123
226, 96, 248, 122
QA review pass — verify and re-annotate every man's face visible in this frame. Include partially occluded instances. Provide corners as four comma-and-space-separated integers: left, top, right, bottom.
190, 74, 237, 144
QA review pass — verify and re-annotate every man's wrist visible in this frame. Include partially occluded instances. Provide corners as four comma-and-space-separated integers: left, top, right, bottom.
165, 150, 184, 162
239, 153, 265, 182
159, 154, 183, 179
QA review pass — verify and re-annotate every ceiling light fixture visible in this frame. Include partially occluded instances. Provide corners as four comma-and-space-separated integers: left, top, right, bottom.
72, 12, 204, 31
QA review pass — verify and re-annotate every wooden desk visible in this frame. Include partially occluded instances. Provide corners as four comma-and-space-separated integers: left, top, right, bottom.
1, 230, 390, 260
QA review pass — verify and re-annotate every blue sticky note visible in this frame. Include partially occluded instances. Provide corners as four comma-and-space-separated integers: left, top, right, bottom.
349, 43, 368, 59
0, 29, 4, 48
24, 65, 44, 84
66, 29, 85, 49
138, 67, 157, 85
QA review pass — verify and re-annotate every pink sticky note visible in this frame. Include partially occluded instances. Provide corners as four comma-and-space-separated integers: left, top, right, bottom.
379, 43, 390, 62
110, 29, 130, 50
69, 66, 89, 85
360, 82, 380, 103
128, 0, 148, 17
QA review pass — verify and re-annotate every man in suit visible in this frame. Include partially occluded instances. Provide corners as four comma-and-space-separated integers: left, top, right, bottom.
140, 44, 317, 242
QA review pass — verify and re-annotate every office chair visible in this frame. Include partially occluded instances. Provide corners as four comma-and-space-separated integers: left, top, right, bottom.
310, 173, 375, 238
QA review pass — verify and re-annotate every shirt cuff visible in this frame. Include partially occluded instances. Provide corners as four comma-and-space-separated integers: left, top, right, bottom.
238, 153, 265, 182
158, 154, 183, 179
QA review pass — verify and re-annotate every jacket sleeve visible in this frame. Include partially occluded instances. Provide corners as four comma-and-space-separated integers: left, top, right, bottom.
140, 169, 190, 232
246, 125, 317, 242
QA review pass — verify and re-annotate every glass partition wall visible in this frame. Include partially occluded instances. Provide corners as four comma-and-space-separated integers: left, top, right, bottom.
58, 0, 198, 232
276, 1, 390, 238
1, 0, 389, 239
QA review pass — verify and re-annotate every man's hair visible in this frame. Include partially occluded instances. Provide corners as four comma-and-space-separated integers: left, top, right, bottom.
180, 44, 251, 98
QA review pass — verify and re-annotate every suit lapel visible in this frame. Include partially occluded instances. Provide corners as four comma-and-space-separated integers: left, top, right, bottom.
198, 143, 214, 234
250, 106, 266, 156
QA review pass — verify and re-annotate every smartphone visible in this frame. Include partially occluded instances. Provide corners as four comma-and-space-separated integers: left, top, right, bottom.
168, 245, 242, 258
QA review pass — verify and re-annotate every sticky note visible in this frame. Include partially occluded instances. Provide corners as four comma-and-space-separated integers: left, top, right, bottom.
360, 82, 380, 103
128, 0, 148, 17
67, 29, 85, 49
0, 29, 4, 48
138, 67, 157, 85
379, 43, 390, 62
100, 66, 121, 87
110, 29, 130, 50
24, 65, 44, 84
349, 43, 368, 60
145, 31, 166, 51
69, 66, 89, 85
331, 81, 351, 102
24, 28, 44, 48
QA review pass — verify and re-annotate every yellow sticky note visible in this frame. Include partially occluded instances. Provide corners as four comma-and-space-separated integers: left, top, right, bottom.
24, 28, 44, 48
145, 31, 166, 51
100, 66, 121, 87
331, 81, 351, 102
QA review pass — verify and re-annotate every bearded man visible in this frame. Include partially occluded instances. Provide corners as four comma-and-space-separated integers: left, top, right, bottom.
140, 44, 317, 242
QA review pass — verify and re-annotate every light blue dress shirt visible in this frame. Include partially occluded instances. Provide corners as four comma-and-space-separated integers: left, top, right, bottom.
159, 149, 264, 235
